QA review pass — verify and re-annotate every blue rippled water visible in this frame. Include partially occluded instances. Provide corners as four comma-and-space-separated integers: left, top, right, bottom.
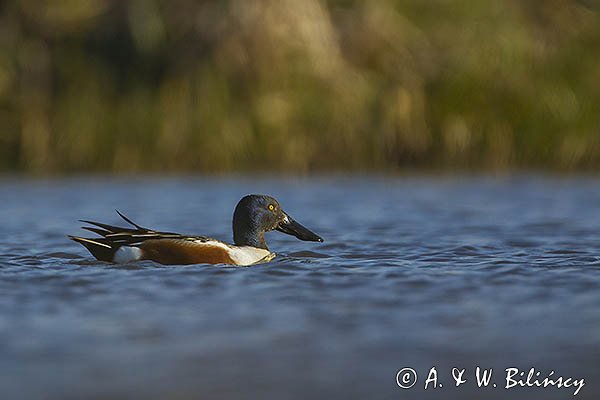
0, 175, 599, 399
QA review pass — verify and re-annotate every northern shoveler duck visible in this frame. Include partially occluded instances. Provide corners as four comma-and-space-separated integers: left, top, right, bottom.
69, 194, 323, 266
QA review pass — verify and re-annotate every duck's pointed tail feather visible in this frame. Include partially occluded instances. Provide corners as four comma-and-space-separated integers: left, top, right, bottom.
116, 210, 148, 231
78, 219, 137, 235
69, 236, 118, 262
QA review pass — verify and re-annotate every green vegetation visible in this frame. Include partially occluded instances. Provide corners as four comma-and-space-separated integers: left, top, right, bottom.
1, 0, 600, 173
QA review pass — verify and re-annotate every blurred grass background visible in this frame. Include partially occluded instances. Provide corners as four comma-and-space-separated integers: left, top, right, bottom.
1, 0, 600, 173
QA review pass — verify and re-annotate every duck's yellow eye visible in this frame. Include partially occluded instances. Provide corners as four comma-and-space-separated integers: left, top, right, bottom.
268, 204, 275, 211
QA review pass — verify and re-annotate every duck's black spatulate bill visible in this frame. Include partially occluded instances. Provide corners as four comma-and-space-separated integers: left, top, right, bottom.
276, 213, 323, 242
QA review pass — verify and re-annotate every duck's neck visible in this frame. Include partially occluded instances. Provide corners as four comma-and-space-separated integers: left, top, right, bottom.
233, 224, 269, 250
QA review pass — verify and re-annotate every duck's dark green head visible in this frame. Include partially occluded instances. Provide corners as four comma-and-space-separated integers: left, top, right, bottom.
233, 194, 323, 249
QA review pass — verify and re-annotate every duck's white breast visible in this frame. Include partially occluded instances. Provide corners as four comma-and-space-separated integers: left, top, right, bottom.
227, 245, 275, 266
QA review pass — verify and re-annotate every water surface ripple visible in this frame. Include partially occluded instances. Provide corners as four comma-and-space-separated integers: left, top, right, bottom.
1, 176, 599, 399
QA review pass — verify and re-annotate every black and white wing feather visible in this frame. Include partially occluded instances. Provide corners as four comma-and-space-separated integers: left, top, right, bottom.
78, 210, 212, 246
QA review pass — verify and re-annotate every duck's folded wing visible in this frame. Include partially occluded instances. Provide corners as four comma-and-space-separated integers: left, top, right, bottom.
78, 210, 204, 246
71, 211, 235, 265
